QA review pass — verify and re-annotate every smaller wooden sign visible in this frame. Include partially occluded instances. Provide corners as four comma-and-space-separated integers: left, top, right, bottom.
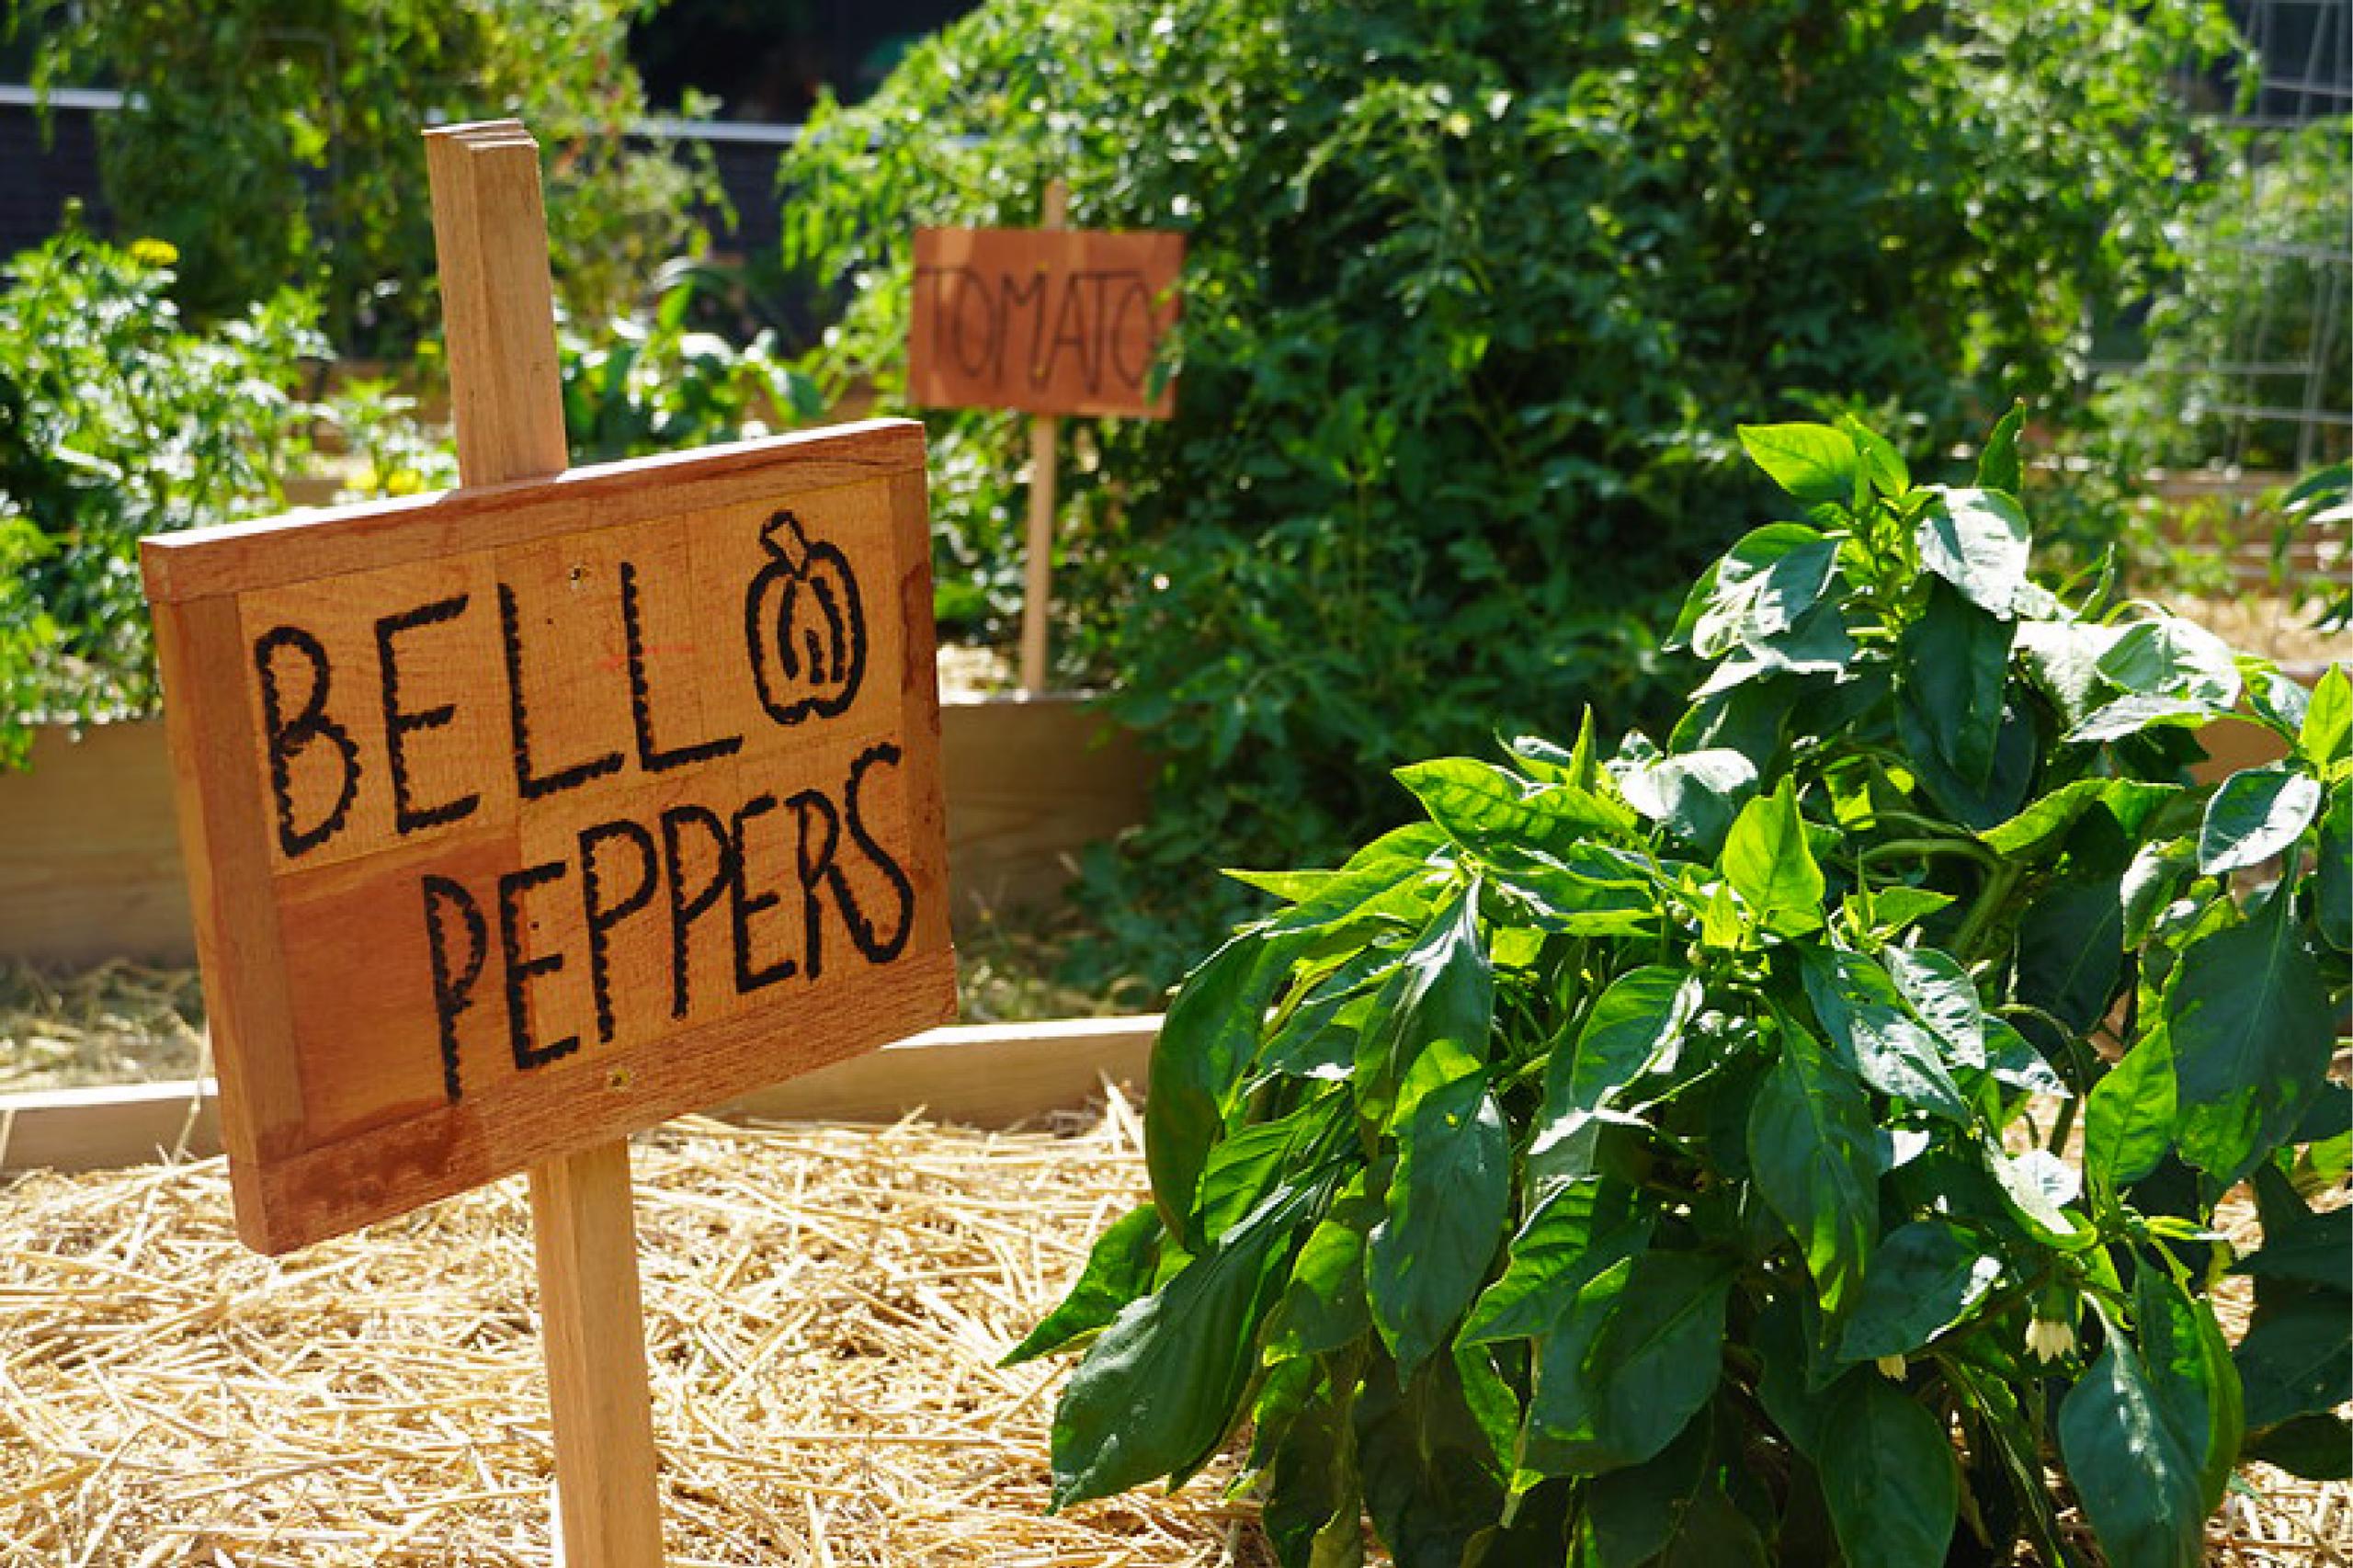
142, 422, 957, 1255
911, 226, 1183, 419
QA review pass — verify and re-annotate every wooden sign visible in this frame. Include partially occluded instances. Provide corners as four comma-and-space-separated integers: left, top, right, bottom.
142, 422, 957, 1255
910, 225, 1183, 419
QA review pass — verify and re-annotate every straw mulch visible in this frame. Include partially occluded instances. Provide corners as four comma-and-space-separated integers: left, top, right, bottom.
0, 1094, 2343, 1567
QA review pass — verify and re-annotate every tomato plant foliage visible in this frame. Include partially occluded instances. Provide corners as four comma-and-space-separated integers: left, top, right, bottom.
1017, 415, 2350, 1567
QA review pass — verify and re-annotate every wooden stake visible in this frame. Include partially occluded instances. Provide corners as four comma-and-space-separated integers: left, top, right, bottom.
1017, 178, 1070, 697
424, 119, 665, 1568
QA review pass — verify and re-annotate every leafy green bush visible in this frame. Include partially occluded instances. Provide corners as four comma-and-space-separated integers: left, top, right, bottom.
0, 229, 325, 753
1017, 413, 2350, 1567
779, 0, 2237, 980
559, 260, 824, 464
12, 0, 714, 347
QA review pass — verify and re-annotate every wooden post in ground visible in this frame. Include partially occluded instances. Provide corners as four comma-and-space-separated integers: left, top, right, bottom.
1017, 178, 1070, 697
422, 119, 665, 1568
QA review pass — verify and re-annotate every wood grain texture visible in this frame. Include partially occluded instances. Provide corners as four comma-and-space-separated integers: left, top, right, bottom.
0, 1016, 1162, 1176
909, 225, 1182, 418
424, 119, 663, 1568
140, 421, 925, 604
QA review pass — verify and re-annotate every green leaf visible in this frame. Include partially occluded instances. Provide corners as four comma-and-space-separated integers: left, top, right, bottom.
2297, 665, 2350, 769
1149, 930, 1307, 1245
1982, 778, 2177, 858
2318, 790, 2350, 952
1722, 780, 1826, 937
1748, 1017, 1879, 1312
1518, 1251, 1732, 1479
2199, 766, 2324, 875
2085, 1028, 2177, 1192
1462, 1178, 1651, 1346
1836, 1221, 2002, 1361
1264, 1192, 1375, 1363
1802, 949, 1969, 1121
1982, 1015, 2069, 1096
1883, 945, 1986, 1069
2097, 616, 2243, 707
1842, 414, 1911, 497
2245, 1414, 2353, 1481
1917, 486, 2030, 619
1369, 1063, 1509, 1380
1540, 965, 1703, 1122
1738, 422, 1859, 506
1396, 757, 1636, 855
1975, 403, 2024, 494
2066, 691, 2234, 745
1616, 748, 1757, 855
1818, 1375, 1960, 1568
2234, 1290, 2353, 1429
1354, 889, 1493, 1127
1196, 1094, 1342, 1243
1984, 1142, 2088, 1247
1050, 1183, 1314, 1508
2015, 875, 2125, 1035
2236, 1166, 2353, 1292
1582, 1415, 1711, 1568
2169, 886, 2337, 1187
1260, 1371, 1364, 1568
2134, 1268, 2243, 1515
1354, 1352, 1506, 1568
1898, 579, 2015, 787
2059, 1307, 2206, 1568
1002, 1204, 1164, 1366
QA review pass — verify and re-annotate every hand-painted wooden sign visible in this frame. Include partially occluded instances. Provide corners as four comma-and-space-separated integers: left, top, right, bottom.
910, 226, 1183, 419
142, 421, 956, 1254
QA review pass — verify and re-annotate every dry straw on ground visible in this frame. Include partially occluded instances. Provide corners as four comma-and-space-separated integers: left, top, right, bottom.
0, 1093, 2343, 1566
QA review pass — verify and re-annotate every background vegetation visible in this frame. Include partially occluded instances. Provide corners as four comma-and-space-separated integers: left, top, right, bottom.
779, 0, 2245, 982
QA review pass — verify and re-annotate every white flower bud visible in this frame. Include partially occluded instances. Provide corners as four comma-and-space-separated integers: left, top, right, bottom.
2025, 1315, 2076, 1363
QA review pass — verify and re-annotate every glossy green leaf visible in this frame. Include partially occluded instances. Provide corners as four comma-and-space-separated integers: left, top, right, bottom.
1002, 1204, 1164, 1366
1518, 1251, 1732, 1479
1264, 1191, 1375, 1362
1616, 747, 1757, 854
2097, 616, 2243, 707
1260, 1373, 1364, 1568
1975, 403, 2025, 494
1917, 486, 2029, 619
1748, 1018, 1878, 1312
1396, 757, 1636, 856
2015, 875, 2125, 1034
1196, 1094, 1343, 1243
2134, 1268, 2243, 1515
1050, 1183, 1313, 1507
2066, 690, 2235, 745
2236, 1165, 2353, 1292
2200, 766, 2324, 874
1898, 579, 2014, 787
1722, 780, 1825, 937
1982, 777, 2177, 858
1883, 945, 1986, 1069
2318, 790, 2350, 952
1540, 966, 1703, 1122
1369, 1063, 1509, 1380
1483, 844, 1660, 937
1149, 930, 1307, 1245
1984, 1142, 2088, 1246
2245, 1414, 2353, 1481
1582, 1415, 1711, 1568
1843, 415, 1912, 497
1982, 1015, 2069, 1096
1738, 422, 1859, 506
1818, 1375, 1960, 1568
1353, 889, 1493, 1128
2297, 665, 2350, 769
1354, 1353, 1506, 1568
2059, 1308, 2205, 1568
1802, 949, 1968, 1121
2169, 886, 2337, 1186
2235, 1290, 2353, 1429
1461, 1177, 1650, 1346
2085, 1028, 2176, 1191
1836, 1220, 2002, 1361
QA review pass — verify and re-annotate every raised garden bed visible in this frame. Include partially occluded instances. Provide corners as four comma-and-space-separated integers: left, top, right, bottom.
0, 693, 1151, 969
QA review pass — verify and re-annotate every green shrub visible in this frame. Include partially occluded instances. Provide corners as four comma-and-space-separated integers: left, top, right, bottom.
11, 0, 714, 347
1017, 411, 2350, 1567
779, 0, 2237, 981
0, 229, 325, 754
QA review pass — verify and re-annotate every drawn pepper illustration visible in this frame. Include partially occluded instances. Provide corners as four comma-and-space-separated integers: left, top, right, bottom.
745, 508, 867, 725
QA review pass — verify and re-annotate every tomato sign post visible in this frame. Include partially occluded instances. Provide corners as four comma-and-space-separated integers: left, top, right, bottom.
139, 121, 956, 1565
909, 188, 1182, 692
